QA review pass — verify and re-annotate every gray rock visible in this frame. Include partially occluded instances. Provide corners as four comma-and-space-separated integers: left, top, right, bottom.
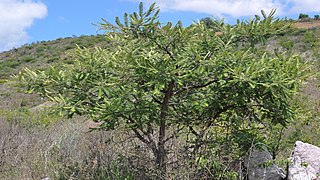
288, 141, 320, 180
244, 144, 286, 180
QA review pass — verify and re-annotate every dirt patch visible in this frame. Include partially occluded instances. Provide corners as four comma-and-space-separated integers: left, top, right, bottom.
294, 20, 320, 29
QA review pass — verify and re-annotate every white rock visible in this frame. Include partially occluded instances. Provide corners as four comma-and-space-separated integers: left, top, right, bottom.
244, 145, 285, 180
288, 141, 320, 180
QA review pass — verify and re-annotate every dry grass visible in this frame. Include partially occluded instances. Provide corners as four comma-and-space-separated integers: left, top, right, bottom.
0, 113, 151, 179
0, 113, 210, 179
0, 81, 201, 179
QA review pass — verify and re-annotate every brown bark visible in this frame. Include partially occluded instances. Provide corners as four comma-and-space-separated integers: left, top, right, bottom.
156, 80, 174, 177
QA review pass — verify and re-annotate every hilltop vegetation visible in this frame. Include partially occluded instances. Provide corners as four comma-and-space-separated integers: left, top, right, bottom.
1, 5, 320, 179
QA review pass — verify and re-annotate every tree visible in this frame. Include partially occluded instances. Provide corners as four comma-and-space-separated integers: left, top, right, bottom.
199, 17, 223, 33
200, 17, 213, 27
17, 3, 309, 178
299, 13, 309, 20
315, 15, 320, 20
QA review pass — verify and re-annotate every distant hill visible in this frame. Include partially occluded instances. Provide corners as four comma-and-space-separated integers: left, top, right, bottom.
0, 34, 109, 79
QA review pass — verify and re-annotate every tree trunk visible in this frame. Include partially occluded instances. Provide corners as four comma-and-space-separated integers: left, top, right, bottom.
156, 80, 174, 177
156, 117, 166, 177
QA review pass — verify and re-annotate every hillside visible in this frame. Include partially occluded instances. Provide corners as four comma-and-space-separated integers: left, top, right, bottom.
1, 22, 320, 179
0, 34, 109, 78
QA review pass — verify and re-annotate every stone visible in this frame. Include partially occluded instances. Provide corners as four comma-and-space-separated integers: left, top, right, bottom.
244, 144, 286, 180
288, 141, 320, 180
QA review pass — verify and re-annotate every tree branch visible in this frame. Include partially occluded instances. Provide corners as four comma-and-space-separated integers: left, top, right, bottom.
165, 124, 184, 142
131, 127, 150, 145
152, 95, 162, 104
189, 126, 199, 137
127, 115, 148, 143
174, 79, 219, 96
128, 116, 158, 153
144, 31, 177, 62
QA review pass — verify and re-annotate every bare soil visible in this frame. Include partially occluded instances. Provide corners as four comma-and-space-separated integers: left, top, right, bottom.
294, 20, 320, 29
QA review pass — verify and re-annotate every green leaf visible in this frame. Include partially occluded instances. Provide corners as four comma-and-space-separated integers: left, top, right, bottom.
124, 13, 129, 27
98, 88, 103, 99
146, 3, 156, 17
115, 16, 123, 27
261, 10, 267, 19
139, 2, 143, 17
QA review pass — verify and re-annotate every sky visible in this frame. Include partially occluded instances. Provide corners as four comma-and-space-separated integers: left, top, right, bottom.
1, 0, 320, 52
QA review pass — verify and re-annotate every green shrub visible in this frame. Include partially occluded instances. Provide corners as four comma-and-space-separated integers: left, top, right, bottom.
278, 37, 294, 50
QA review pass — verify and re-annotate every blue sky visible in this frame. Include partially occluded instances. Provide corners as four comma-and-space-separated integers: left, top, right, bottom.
1, 0, 320, 52
26, 0, 210, 42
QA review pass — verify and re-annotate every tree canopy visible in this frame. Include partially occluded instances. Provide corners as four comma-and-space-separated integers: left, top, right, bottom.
17, 3, 310, 178
299, 13, 310, 20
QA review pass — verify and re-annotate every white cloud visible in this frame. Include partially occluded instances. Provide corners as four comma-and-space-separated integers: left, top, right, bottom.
0, 0, 47, 52
129, 0, 320, 17
288, 0, 320, 14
